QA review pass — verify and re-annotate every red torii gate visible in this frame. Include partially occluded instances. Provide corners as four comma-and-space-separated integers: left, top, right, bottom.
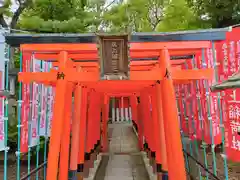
18, 41, 214, 180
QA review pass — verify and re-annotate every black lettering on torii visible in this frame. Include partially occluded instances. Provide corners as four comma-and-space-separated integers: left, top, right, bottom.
57, 72, 65, 80
164, 68, 171, 79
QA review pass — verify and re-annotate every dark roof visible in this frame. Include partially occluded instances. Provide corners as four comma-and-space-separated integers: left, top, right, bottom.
4, 27, 231, 47
232, 24, 240, 28
211, 72, 240, 91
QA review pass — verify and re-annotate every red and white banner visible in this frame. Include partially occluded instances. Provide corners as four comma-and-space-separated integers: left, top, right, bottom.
39, 61, 52, 136
225, 102, 240, 161
47, 86, 55, 136
29, 58, 41, 147
20, 53, 31, 153
215, 29, 240, 161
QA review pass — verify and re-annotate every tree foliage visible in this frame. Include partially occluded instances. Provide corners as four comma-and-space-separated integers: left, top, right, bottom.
157, 0, 210, 32
103, 0, 170, 32
0, 0, 32, 29
18, 0, 101, 33
186, 0, 240, 28
0, 0, 105, 32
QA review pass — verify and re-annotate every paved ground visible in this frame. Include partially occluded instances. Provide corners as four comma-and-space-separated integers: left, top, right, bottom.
95, 123, 149, 180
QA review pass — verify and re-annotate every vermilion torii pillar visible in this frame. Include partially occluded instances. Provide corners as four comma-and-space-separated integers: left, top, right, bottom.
69, 84, 82, 174
102, 94, 110, 152
59, 83, 74, 180
159, 48, 186, 179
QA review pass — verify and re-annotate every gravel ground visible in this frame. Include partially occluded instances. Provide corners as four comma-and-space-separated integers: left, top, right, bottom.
185, 141, 240, 180
0, 153, 45, 180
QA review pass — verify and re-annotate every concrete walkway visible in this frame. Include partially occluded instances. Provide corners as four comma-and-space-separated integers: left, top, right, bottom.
102, 123, 149, 180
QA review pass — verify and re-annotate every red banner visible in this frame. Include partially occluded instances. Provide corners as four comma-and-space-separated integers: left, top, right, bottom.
175, 85, 188, 134
175, 27, 240, 162
225, 101, 240, 162
215, 29, 240, 161
20, 53, 31, 153
189, 48, 222, 144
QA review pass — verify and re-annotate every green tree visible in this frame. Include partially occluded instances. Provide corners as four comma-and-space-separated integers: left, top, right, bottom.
157, 0, 209, 32
0, 0, 32, 29
84, 0, 107, 32
18, 0, 106, 33
186, 0, 240, 28
103, 0, 169, 32
103, 3, 131, 33
144, 0, 170, 31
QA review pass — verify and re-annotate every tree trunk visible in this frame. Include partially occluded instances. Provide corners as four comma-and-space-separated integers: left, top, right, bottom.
0, 15, 8, 27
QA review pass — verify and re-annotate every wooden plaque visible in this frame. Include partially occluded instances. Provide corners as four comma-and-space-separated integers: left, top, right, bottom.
97, 34, 129, 80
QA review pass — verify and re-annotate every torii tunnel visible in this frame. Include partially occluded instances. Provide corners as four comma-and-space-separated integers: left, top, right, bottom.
4, 27, 233, 180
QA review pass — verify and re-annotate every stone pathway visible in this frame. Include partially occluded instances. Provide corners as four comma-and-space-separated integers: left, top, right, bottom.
103, 123, 149, 180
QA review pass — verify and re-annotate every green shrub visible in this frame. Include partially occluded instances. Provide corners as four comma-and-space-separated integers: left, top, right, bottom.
8, 114, 49, 161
